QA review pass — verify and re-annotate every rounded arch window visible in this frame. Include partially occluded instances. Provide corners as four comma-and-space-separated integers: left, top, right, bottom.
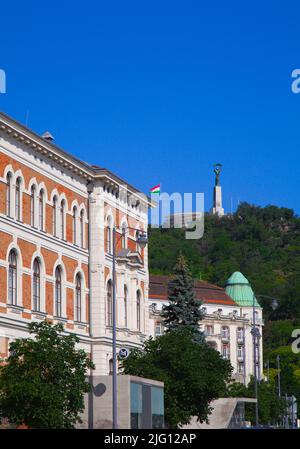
39, 189, 45, 230
33, 258, 41, 311
6, 173, 12, 216
124, 285, 128, 328
15, 177, 22, 221
75, 273, 82, 322
106, 280, 113, 326
55, 266, 62, 317
73, 206, 78, 244
8, 250, 17, 305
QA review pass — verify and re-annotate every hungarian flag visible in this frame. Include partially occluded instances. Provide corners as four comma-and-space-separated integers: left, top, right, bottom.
150, 184, 161, 194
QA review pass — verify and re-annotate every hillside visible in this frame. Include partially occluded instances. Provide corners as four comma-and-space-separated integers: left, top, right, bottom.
148, 202, 300, 321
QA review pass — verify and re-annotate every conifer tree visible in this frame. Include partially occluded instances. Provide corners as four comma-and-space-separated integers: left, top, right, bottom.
162, 253, 204, 341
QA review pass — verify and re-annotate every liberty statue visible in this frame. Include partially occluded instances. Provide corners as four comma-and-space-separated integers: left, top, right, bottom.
213, 163, 222, 186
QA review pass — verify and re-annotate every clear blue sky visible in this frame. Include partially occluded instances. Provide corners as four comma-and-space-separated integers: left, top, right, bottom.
1, 0, 300, 214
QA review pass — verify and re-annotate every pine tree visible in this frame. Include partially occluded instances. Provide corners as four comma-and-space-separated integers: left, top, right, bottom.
162, 253, 204, 342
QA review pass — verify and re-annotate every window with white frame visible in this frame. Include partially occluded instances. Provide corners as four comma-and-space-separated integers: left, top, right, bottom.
205, 325, 214, 336
55, 266, 62, 317
52, 196, 58, 236
15, 177, 21, 221
238, 362, 244, 374
222, 344, 230, 359
221, 326, 230, 339
30, 185, 36, 227
73, 206, 77, 245
80, 210, 84, 248
75, 273, 82, 322
237, 327, 244, 341
155, 321, 163, 336
39, 189, 44, 231
106, 280, 112, 326
109, 358, 113, 375
6, 173, 12, 217
124, 285, 128, 328
8, 250, 17, 305
60, 200, 65, 239
33, 258, 41, 312
237, 346, 244, 360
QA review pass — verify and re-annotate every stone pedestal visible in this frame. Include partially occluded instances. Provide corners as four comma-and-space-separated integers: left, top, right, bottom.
211, 185, 224, 216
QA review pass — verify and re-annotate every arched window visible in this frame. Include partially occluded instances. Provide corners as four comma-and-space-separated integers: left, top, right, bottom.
52, 196, 58, 236
80, 210, 84, 248
121, 223, 127, 249
136, 290, 141, 331
33, 258, 41, 311
124, 285, 128, 328
8, 250, 17, 305
30, 185, 36, 227
60, 200, 65, 239
73, 206, 77, 245
6, 173, 12, 216
106, 281, 112, 326
39, 190, 44, 230
15, 177, 21, 221
75, 274, 82, 322
109, 358, 113, 375
55, 266, 62, 317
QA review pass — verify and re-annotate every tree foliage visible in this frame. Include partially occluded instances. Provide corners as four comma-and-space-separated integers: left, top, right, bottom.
0, 321, 94, 429
226, 378, 285, 425
162, 254, 204, 342
121, 327, 232, 428
149, 203, 300, 321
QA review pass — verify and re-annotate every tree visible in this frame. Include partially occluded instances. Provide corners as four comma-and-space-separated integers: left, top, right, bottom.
149, 203, 300, 322
226, 378, 286, 425
161, 254, 204, 341
121, 327, 232, 428
0, 321, 94, 429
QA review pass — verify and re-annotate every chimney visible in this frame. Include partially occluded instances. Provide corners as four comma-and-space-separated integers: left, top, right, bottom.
42, 131, 54, 141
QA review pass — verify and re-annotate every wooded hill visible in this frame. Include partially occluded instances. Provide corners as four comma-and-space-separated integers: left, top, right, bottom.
148, 202, 300, 321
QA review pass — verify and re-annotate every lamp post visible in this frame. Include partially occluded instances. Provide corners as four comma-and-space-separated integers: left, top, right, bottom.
251, 293, 279, 427
112, 226, 148, 429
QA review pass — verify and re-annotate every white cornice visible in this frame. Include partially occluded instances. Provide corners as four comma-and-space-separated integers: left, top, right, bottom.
0, 112, 154, 208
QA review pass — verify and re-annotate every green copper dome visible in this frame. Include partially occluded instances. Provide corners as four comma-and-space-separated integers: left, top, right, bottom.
225, 272, 261, 307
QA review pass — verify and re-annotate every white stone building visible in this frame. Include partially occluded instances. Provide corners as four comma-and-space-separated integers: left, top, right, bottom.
148, 273, 263, 385
0, 111, 152, 377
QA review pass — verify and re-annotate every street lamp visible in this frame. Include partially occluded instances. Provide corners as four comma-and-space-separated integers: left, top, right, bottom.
112, 226, 148, 429
251, 293, 279, 427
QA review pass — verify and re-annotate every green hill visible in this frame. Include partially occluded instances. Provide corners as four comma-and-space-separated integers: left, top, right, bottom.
149, 202, 300, 321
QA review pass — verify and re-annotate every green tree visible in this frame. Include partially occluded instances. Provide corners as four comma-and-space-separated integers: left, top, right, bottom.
226, 378, 285, 425
121, 327, 232, 428
162, 254, 204, 342
0, 321, 94, 429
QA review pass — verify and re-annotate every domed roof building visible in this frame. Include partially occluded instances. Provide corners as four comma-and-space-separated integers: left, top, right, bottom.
225, 271, 261, 308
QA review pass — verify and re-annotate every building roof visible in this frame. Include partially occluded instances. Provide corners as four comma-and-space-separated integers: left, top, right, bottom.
149, 274, 237, 306
225, 271, 261, 307
0, 111, 154, 207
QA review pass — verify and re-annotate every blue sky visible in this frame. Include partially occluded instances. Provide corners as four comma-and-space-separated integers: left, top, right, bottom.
1, 0, 300, 214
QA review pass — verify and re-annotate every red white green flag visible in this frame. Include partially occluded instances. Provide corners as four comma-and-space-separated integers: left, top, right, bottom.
150, 184, 161, 194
